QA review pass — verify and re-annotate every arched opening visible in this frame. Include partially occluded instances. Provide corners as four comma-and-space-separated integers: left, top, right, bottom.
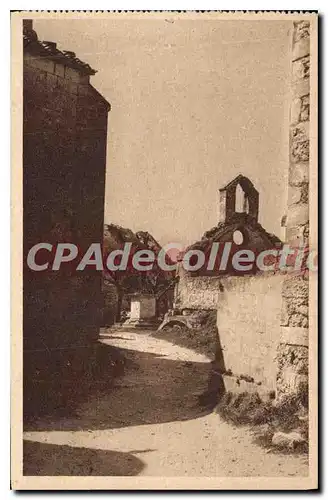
233, 229, 244, 245
235, 183, 250, 214
235, 184, 244, 213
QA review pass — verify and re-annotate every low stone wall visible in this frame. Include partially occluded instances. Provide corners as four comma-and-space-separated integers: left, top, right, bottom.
174, 270, 223, 310
175, 268, 285, 392
216, 273, 284, 391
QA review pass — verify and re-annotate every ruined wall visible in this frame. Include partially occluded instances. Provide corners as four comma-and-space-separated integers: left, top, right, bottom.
277, 20, 311, 400
174, 265, 223, 310
217, 273, 284, 391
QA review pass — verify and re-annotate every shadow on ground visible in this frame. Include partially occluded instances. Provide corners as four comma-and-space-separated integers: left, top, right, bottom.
23, 440, 145, 476
23, 343, 126, 421
24, 341, 224, 432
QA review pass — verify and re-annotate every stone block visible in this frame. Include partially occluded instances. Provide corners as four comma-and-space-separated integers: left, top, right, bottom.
292, 37, 310, 62
45, 71, 58, 91
290, 98, 302, 125
292, 56, 310, 81
272, 431, 305, 450
80, 75, 90, 85
288, 185, 303, 206
281, 301, 289, 326
282, 275, 309, 299
287, 294, 308, 307
65, 66, 81, 83
289, 313, 308, 328
276, 343, 308, 364
77, 84, 90, 96
285, 228, 307, 248
292, 120, 310, 142
280, 326, 308, 347
294, 21, 310, 43
54, 62, 65, 78
68, 81, 79, 95
300, 94, 310, 122
287, 203, 309, 228
297, 304, 309, 317
285, 295, 308, 314
300, 183, 309, 203
291, 123, 310, 163
276, 341, 309, 400
289, 163, 309, 187
25, 55, 55, 74
57, 77, 79, 96
291, 77, 310, 99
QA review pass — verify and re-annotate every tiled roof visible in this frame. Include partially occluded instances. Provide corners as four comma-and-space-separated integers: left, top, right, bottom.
23, 26, 97, 76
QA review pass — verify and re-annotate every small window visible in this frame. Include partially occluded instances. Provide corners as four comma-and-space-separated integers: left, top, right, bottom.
233, 230, 244, 245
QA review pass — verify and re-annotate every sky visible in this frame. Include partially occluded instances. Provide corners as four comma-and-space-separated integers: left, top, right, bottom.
35, 17, 292, 247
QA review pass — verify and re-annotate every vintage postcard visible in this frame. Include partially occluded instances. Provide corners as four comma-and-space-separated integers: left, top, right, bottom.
11, 10, 318, 490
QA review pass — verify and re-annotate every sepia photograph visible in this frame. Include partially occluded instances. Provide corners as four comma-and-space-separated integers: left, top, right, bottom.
11, 11, 318, 490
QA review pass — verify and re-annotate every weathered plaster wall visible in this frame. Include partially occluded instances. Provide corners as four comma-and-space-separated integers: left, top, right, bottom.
277, 20, 311, 400
176, 264, 284, 391
217, 273, 284, 390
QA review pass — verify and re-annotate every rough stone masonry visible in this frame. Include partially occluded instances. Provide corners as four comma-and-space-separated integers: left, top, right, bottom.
277, 21, 311, 400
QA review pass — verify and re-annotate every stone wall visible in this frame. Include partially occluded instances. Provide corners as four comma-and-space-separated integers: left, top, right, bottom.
24, 52, 109, 349
217, 273, 284, 391
23, 26, 110, 415
174, 264, 223, 310
175, 264, 284, 392
277, 20, 311, 400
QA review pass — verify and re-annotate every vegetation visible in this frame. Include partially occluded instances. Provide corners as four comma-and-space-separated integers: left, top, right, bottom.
216, 389, 308, 454
102, 224, 175, 323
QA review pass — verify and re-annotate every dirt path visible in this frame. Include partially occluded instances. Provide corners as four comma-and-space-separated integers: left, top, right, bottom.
23, 330, 308, 477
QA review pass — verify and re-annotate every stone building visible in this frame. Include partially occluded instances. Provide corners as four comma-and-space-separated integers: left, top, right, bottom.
23, 20, 110, 414
277, 20, 312, 401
